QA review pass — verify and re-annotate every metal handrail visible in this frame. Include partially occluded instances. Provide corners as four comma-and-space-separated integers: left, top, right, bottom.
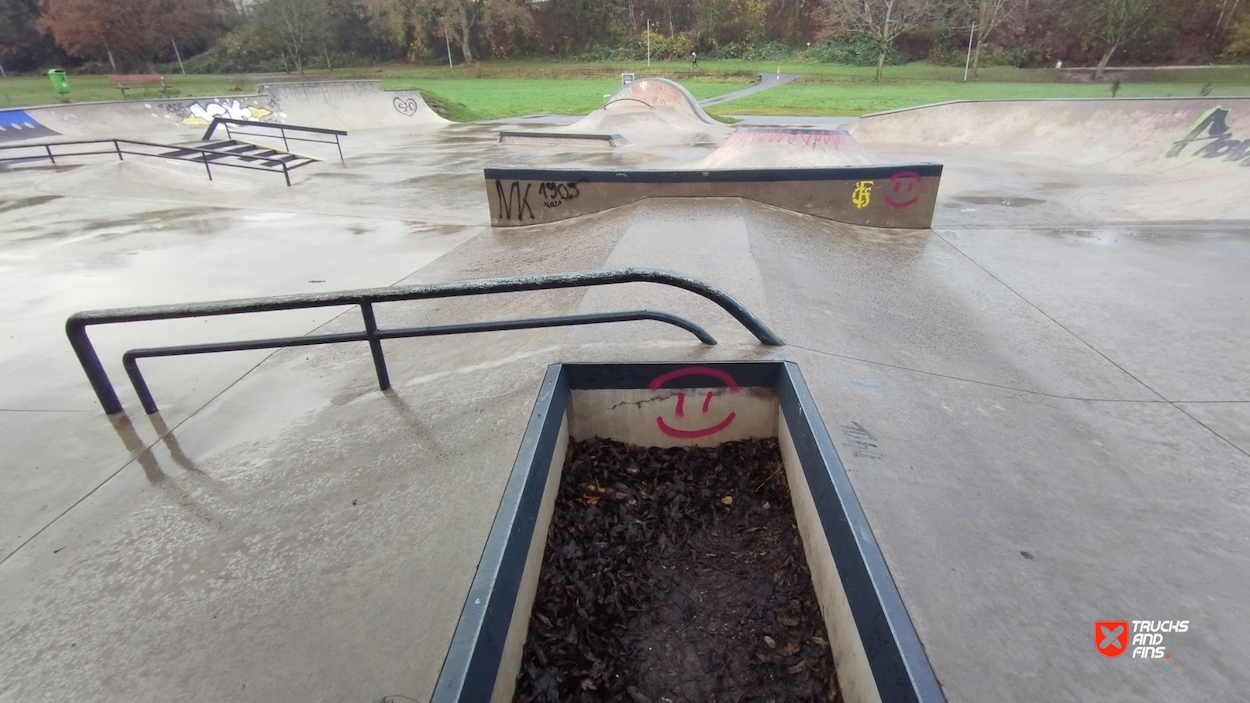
66, 268, 784, 416
0, 138, 300, 186
202, 118, 346, 163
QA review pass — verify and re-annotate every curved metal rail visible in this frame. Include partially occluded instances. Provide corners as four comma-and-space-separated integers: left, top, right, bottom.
66, 268, 784, 415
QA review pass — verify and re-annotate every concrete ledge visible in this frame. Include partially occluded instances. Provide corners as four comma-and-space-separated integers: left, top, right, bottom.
484, 165, 943, 229
497, 131, 629, 147
431, 362, 946, 703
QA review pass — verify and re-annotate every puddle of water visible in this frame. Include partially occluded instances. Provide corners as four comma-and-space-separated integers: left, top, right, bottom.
953, 195, 1046, 207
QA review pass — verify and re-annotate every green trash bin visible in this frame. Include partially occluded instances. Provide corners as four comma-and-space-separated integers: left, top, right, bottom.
48, 69, 70, 96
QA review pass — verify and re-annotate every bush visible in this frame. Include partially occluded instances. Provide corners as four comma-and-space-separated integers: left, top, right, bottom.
928, 43, 1025, 68
708, 41, 794, 61
801, 40, 911, 66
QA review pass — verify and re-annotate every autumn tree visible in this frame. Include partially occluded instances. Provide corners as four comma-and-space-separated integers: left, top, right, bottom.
963, 0, 1023, 77
823, 0, 941, 80
39, 0, 211, 69
252, 0, 332, 75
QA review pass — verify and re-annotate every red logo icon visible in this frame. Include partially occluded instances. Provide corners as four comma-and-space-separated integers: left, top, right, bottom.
885, 171, 921, 209
1096, 621, 1129, 658
649, 367, 739, 439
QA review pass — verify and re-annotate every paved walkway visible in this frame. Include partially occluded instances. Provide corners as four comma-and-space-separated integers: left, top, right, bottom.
699, 72, 802, 107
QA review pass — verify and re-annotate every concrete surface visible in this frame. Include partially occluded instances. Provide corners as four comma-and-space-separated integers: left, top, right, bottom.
1, 92, 1248, 703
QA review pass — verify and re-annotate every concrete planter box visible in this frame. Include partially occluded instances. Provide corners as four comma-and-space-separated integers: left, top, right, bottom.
432, 362, 945, 703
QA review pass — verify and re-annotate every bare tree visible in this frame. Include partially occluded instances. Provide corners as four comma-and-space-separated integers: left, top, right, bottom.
424, 0, 530, 64
253, 0, 332, 75
1082, 0, 1158, 79
824, 0, 940, 80
963, 0, 1023, 77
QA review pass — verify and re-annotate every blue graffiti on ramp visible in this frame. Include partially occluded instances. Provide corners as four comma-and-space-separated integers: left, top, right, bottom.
0, 110, 60, 142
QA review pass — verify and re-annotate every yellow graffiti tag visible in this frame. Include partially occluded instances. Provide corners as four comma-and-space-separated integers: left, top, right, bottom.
852, 180, 873, 209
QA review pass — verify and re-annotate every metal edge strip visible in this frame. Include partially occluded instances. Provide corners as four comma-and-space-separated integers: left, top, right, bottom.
776, 362, 946, 703
483, 164, 944, 184
430, 364, 570, 702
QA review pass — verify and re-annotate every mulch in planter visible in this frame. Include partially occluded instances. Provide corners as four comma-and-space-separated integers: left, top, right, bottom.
514, 437, 841, 703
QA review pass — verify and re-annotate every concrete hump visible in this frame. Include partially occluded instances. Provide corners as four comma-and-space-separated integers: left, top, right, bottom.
483, 165, 942, 229
695, 127, 876, 168
605, 77, 718, 125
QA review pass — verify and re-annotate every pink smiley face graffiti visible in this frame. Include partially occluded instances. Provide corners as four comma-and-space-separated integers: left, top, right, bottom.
649, 366, 740, 439
885, 171, 922, 209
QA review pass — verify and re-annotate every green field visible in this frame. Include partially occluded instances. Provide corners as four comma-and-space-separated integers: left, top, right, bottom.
0, 67, 751, 120
2, 60, 1249, 119
705, 78, 1250, 117
380, 77, 752, 121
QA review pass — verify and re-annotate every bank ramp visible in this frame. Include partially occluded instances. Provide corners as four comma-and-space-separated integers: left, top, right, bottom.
0, 80, 445, 144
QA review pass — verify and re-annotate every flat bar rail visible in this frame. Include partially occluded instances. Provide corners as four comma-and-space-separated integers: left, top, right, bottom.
66, 268, 784, 416
0, 138, 301, 186
203, 118, 347, 163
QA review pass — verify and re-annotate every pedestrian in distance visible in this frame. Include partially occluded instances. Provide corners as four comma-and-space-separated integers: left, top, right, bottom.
691, 51, 699, 69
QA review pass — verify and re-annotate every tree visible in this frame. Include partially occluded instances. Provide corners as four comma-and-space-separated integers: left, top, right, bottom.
823, 0, 940, 80
38, 0, 211, 69
1226, 6, 1250, 54
1078, 0, 1160, 78
963, 0, 1023, 77
1, 0, 62, 72
423, 0, 531, 63
252, 0, 332, 75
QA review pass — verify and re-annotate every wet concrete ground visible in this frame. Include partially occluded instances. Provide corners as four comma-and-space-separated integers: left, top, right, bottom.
1, 117, 1248, 702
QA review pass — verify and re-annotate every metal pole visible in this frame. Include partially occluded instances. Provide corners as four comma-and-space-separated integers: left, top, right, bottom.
646, 19, 651, 67
446, 34, 453, 68
964, 23, 976, 82
66, 319, 124, 415
360, 303, 391, 390
172, 38, 186, 75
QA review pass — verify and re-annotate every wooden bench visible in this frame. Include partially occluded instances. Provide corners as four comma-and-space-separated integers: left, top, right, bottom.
109, 74, 168, 97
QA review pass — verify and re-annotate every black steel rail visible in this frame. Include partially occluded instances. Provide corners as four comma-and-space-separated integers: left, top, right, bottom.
66, 268, 784, 416
202, 117, 346, 163
0, 138, 303, 185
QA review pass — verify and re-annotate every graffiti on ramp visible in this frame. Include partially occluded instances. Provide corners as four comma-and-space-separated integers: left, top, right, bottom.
0, 110, 61, 142
167, 99, 274, 127
1167, 106, 1250, 166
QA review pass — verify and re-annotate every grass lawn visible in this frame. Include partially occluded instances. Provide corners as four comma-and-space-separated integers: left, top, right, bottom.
0, 67, 750, 120
706, 79, 1250, 117
381, 77, 752, 121
2, 60, 1249, 119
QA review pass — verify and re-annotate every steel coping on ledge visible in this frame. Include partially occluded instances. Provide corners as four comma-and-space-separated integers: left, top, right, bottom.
484, 164, 944, 185
432, 361, 946, 703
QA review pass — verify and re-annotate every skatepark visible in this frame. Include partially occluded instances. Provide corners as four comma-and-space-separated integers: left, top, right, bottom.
1, 78, 1248, 702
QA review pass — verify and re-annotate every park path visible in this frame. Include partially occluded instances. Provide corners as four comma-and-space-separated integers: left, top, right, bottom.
699, 72, 802, 107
